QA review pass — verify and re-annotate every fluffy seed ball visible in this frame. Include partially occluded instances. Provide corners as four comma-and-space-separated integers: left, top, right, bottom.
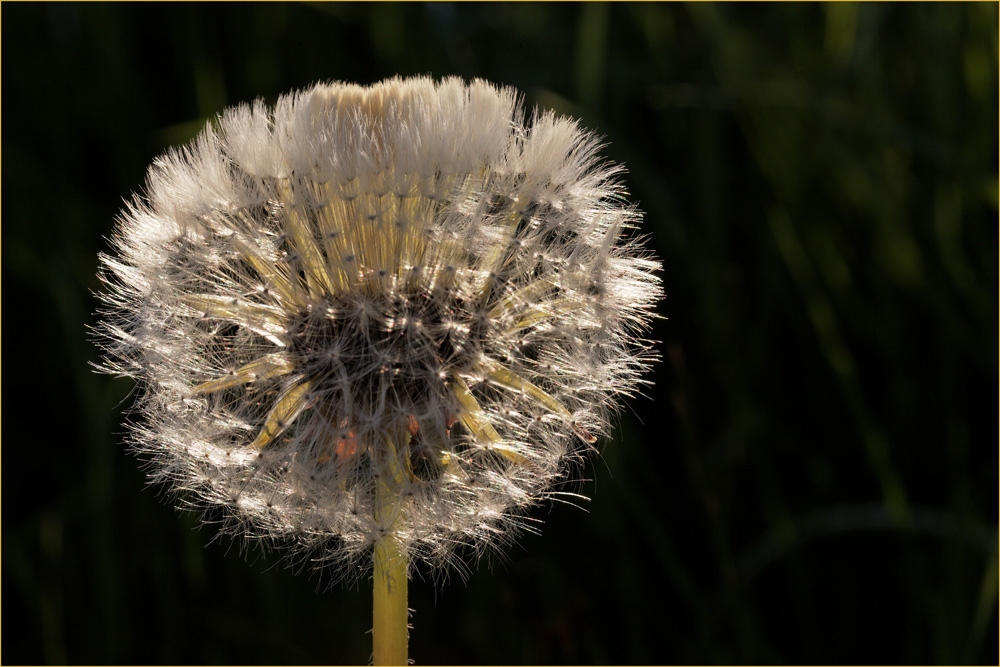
95, 76, 661, 580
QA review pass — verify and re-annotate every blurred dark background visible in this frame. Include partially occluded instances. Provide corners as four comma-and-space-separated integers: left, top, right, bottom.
2, 2, 997, 665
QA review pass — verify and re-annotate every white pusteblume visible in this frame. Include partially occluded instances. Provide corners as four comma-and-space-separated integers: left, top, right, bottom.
96, 76, 661, 581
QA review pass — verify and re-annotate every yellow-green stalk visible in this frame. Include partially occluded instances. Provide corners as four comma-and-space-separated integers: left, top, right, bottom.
373, 437, 408, 665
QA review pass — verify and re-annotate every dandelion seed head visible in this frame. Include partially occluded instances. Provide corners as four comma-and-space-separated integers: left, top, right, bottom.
95, 76, 662, 583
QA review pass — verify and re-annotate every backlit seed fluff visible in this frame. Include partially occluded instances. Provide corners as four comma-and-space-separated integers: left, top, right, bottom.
95, 76, 662, 581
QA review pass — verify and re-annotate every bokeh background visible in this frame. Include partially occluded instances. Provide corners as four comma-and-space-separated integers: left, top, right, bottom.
2, 3, 997, 665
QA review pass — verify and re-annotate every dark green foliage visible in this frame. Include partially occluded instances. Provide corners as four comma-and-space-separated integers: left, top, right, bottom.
2, 3, 995, 664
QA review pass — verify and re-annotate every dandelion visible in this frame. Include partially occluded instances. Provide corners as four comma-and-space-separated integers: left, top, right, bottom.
95, 76, 661, 664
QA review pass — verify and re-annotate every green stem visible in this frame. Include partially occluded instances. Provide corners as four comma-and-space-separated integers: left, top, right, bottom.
373, 437, 408, 666
373, 533, 408, 665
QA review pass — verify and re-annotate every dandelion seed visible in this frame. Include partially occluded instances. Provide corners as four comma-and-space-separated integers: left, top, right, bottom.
94, 75, 662, 664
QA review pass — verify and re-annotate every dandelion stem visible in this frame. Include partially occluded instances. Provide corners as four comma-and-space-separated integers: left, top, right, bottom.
373, 437, 409, 666
373, 535, 408, 664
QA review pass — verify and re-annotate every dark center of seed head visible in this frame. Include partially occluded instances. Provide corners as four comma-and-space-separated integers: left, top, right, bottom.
287, 291, 485, 396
